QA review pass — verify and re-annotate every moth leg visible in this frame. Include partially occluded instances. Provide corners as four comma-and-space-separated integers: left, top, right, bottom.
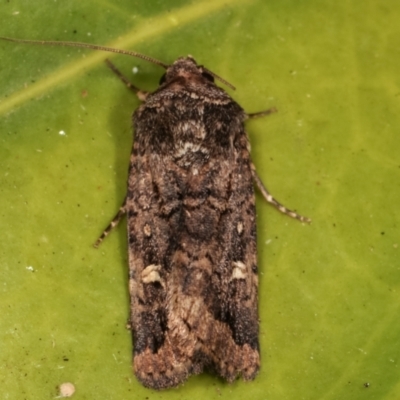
94, 198, 127, 248
105, 59, 149, 101
247, 107, 277, 119
251, 168, 311, 223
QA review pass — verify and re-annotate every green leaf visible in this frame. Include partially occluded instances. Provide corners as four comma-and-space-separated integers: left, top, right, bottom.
1, 0, 399, 399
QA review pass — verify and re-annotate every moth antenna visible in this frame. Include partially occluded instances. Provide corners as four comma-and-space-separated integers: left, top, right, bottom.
0, 37, 237, 89
203, 67, 236, 91
0, 36, 168, 69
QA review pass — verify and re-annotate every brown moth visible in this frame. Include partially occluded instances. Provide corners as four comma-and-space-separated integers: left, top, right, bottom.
1, 36, 310, 389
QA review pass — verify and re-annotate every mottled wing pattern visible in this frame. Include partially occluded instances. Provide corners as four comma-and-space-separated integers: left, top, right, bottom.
127, 71, 259, 389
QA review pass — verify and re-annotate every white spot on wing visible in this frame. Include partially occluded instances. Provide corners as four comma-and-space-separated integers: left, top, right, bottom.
143, 223, 151, 237
231, 261, 246, 280
141, 264, 163, 285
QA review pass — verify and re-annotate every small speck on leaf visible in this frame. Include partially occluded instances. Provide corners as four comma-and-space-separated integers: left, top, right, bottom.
58, 382, 75, 397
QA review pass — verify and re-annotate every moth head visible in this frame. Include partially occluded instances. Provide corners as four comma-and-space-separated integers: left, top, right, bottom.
158, 57, 211, 85
159, 56, 235, 90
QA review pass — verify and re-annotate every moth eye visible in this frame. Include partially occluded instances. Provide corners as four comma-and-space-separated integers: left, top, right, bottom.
201, 72, 215, 82
159, 73, 166, 85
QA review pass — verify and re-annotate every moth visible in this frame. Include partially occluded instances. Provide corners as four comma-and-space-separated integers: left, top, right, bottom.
1, 37, 310, 389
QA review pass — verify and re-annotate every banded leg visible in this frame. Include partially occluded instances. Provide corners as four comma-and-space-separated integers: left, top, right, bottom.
247, 107, 277, 119
251, 169, 311, 223
247, 106, 310, 222
94, 199, 127, 248
105, 59, 149, 101
94, 60, 144, 248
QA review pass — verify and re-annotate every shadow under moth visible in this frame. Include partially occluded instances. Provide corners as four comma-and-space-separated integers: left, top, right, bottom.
1, 37, 310, 389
